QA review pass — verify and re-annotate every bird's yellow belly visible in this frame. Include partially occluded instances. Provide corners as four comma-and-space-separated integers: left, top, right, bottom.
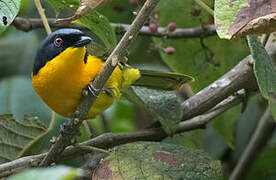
32, 75, 116, 118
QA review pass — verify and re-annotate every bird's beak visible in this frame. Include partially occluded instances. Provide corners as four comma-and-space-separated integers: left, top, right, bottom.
73, 36, 92, 47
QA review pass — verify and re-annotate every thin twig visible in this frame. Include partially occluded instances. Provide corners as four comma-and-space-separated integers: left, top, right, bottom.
72, 144, 109, 154
34, 0, 57, 128
0, 91, 243, 177
229, 108, 275, 180
82, 121, 93, 137
39, 0, 161, 167
33, 0, 52, 34
12, 17, 217, 39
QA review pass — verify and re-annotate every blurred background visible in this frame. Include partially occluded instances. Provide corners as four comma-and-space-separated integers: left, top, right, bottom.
0, 0, 276, 179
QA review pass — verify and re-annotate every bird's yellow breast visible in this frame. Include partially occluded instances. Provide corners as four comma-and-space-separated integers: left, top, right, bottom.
32, 47, 137, 118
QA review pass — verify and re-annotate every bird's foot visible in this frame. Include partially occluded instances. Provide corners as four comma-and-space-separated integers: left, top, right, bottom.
102, 87, 113, 96
88, 83, 100, 98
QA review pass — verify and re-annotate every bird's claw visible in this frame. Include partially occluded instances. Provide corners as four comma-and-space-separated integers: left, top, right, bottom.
88, 83, 100, 98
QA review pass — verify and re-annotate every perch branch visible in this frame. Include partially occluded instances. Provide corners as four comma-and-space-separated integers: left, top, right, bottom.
12, 17, 217, 39
0, 90, 243, 177
39, 0, 161, 167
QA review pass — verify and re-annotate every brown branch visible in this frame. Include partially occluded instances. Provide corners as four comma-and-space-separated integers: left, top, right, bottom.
0, 91, 242, 177
181, 32, 276, 120
39, 0, 161, 167
12, 17, 217, 39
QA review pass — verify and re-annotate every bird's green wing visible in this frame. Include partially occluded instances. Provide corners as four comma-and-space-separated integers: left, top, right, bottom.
133, 69, 194, 91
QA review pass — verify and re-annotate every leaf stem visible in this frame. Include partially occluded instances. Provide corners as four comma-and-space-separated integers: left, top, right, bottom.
73, 144, 109, 154
193, 0, 214, 16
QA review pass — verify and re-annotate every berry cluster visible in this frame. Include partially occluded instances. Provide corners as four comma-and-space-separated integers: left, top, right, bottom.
148, 22, 177, 55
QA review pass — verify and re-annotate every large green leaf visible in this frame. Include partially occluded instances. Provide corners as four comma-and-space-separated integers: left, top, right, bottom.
214, 0, 247, 39
212, 104, 241, 148
45, 0, 78, 13
8, 166, 83, 180
0, 114, 47, 163
202, 124, 228, 159
93, 141, 223, 180
248, 35, 276, 121
104, 100, 135, 133
98, 0, 135, 24
0, 0, 21, 34
76, 11, 117, 53
154, 0, 249, 92
124, 87, 182, 135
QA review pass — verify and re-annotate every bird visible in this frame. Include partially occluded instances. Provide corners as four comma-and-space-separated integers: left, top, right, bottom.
32, 28, 193, 118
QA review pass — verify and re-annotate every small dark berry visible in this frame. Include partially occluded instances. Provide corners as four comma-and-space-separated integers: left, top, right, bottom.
164, 46, 175, 55
149, 23, 158, 33
190, 8, 201, 16
168, 22, 176, 32
129, 0, 138, 5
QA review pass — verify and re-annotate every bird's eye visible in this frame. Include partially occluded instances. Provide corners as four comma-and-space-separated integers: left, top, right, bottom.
54, 37, 63, 47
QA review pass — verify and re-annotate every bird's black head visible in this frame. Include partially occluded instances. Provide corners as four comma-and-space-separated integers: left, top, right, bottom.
33, 28, 92, 75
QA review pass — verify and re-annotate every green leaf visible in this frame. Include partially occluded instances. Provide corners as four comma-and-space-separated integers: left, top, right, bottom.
154, 0, 249, 92
0, 0, 21, 34
105, 100, 135, 133
0, 114, 47, 163
44, 0, 78, 13
93, 141, 223, 180
124, 87, 182, 135
163, 130, 203, 150
76, 11, 117, 53
248, 35, 276, 121
269, 100, 276, 121
212, 105, 241, 148
203, 125, 228, 159
233, 94, 267, 162
214, 0, 247, 39
246, 147, 276, 180
98, 1, 135, 24
8, 166, 83, 180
